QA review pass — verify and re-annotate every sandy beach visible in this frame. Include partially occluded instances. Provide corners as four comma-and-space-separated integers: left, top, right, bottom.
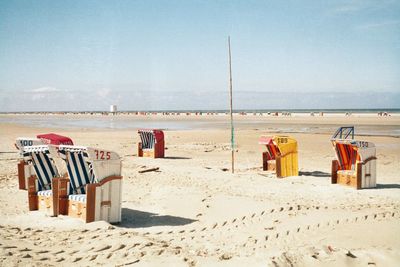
0, 114, 399, 266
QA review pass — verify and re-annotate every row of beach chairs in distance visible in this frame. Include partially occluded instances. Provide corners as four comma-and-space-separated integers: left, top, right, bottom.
16, 127, 377, 224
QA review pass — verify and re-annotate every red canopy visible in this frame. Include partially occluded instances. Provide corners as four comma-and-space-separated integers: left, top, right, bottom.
259, 136, 273, 145
36, 133, 74, 145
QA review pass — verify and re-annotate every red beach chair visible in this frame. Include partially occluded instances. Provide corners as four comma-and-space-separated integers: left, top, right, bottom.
137, 129, 165, 158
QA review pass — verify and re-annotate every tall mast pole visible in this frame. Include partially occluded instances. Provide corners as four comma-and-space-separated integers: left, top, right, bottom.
228, 36, 234, 174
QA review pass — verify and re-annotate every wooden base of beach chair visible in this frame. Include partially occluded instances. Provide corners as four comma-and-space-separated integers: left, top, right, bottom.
262, 152, 298, 178
28, 175, 63, 216
332, 159, 359, 189
276, 153, 299, 178
331, 160, 339, 184
18, 160, 33, 190
138, 143, 165, 158
52, 177, 69, 216
28, 176, 39, 211
66, 175, 122, 223
68, 199, 88, 222
262, 159, 276, 171
331, 159, 376, 189
18, 161, 26, 190
38, 195, 53, 214
262, 152, 275, 171
337, 170, 358, 188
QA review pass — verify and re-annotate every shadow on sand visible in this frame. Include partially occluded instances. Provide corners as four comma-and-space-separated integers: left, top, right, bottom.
164, 156, 192, 160
374, 183, 400, 189
119, 208, 197, 228
299, 171, 331, 177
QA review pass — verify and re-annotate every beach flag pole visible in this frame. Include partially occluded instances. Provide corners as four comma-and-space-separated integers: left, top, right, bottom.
228, 36, 235, 174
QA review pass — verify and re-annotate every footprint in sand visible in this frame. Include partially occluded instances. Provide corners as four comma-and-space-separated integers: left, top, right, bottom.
88, 254, 97, 261
112, 244, 126, 252
72, 257, 83, 262
94, 245, 111, 252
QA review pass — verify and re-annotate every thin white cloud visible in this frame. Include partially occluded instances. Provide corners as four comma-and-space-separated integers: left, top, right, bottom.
355, 20, 400, 30
330, 0, 397, 14
30, 86, 61, 93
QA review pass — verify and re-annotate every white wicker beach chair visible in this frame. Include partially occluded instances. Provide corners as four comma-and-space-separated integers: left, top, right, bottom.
55, 145, 122, 223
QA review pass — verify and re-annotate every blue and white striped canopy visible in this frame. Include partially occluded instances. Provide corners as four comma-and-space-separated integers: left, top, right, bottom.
23, 145, 59, 191
58, 147, 96, 194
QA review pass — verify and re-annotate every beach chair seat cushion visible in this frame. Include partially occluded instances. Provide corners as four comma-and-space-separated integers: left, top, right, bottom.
267, 160, 276, 169
337, 170, 356, 176
37, 190, 52, 197
69, 194, 86, 203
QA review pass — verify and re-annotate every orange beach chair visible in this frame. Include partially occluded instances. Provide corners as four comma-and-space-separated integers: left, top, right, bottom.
331, 140, 377, 189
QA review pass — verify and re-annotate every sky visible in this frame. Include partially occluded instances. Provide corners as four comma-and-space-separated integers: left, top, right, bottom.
0, 0, 399, 111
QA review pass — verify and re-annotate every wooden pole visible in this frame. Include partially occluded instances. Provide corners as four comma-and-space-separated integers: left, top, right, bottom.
228, 36, 234, 174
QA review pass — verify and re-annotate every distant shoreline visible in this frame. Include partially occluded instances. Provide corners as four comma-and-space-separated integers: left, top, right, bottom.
1, 112, 399, 137
0, 108, 399, 115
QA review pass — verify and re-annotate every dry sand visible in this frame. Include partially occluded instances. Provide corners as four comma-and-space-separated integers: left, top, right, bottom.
0, 114, 399, 266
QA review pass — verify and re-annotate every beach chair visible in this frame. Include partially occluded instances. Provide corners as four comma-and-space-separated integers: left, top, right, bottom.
259, 135, 299, 178
137, 129, 165, 158
15, 134, 74, 190
22, 145, 65, 216
55, 145, 122, 223
15, 138, 44, 190
331, 140, 377, 189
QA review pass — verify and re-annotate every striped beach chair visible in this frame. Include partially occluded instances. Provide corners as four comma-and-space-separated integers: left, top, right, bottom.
54, 145, 122, 223
15, 134, 74, 190
15, 137, 44, 190
331, 140, 377, 189
137, 129, 165, 158
259, 135, 299, 178
22, 145, 64, 216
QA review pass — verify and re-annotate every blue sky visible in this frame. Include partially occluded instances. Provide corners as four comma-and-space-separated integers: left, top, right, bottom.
0, 0, 399, 111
